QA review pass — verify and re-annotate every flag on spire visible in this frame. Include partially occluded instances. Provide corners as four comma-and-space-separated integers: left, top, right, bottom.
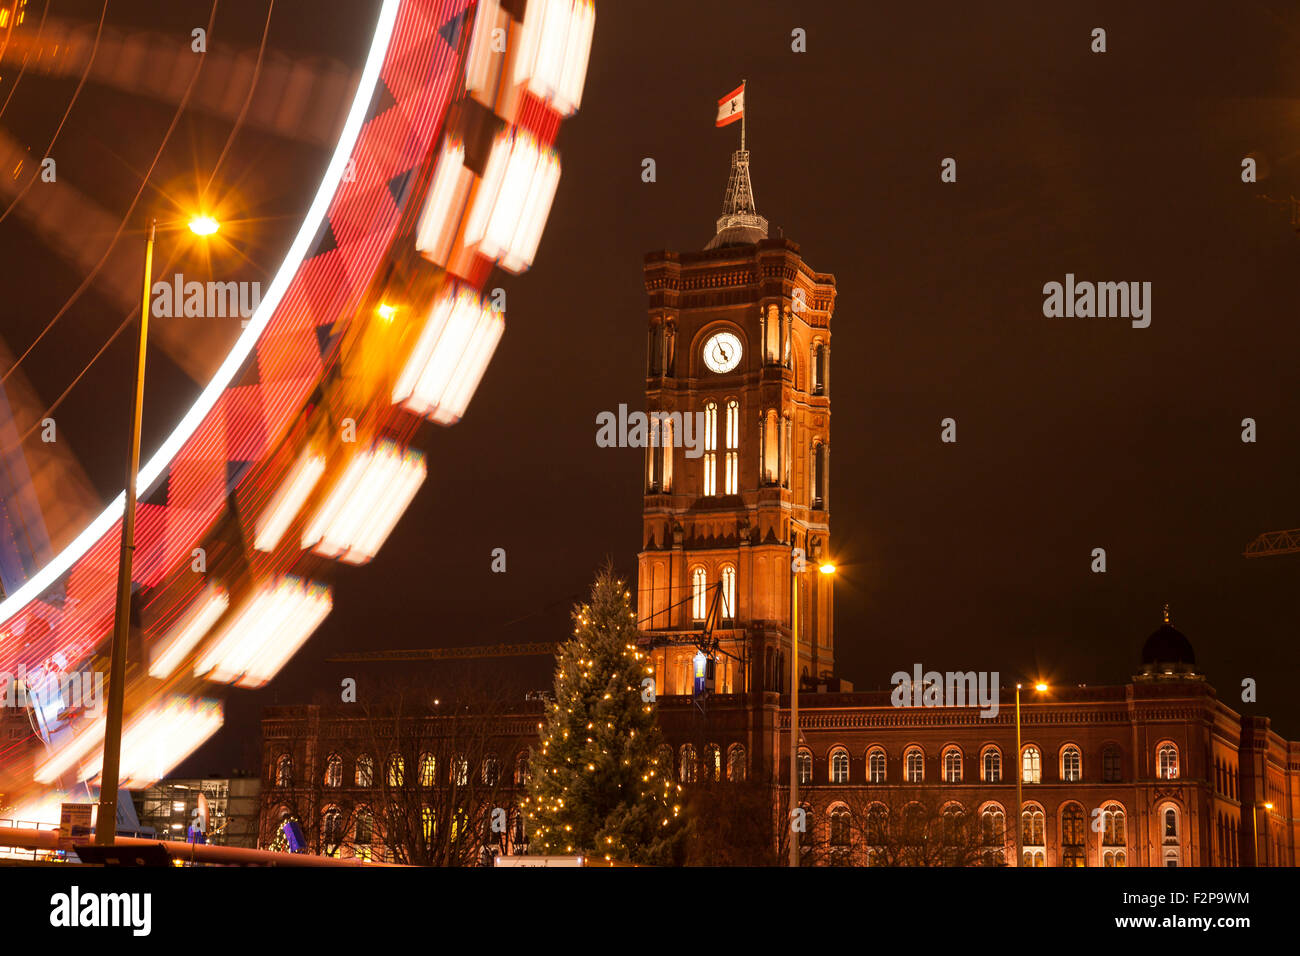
715, 83, 744, 127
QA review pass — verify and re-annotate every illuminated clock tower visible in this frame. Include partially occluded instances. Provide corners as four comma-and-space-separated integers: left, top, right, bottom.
637, 144, 836, 701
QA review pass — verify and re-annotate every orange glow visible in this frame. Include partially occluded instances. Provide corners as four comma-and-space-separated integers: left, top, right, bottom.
302, 443, 426, 564
188, 214, 220, 236
818, 563, 835, 575
1035, 682, 1048, 692
195, 577, 332, 687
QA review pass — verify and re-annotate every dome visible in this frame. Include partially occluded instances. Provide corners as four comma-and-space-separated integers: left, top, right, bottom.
704, 222, 768, 250
1139, 615, 1196, 676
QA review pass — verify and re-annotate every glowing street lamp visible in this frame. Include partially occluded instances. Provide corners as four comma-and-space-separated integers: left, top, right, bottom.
1015, 680, 1048, 867
789, 548, 835, 867
96, 214, 220, 846
188, 214, 220, 236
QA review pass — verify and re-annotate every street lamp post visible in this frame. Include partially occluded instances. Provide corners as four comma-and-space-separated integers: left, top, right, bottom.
1252, 801, 1273, 867
788, 548, 834, 867
1013, 680, 1047, 867
95, 215, 219, 845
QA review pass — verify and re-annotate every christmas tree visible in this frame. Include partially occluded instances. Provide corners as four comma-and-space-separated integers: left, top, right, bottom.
523, 564, 684, 864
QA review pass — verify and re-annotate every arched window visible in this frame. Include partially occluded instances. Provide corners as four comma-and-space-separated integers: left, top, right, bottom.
982, 747, 1002, 783
387, 754, 404, 788
796, 748, 813, 785
323, 754, 342, 788
1021, 807, 1045, 867
453, 755, 469, 786
1061, 745, 1082, 782
1061, 804, 1086, 867
811, 441, 829, 509
1157, 744, 1179, 780
419, 752, 436, 787
274, 754, 293, 787
727, 744, 746, 782
1021, 745, 1042, 784
322, 806, 342, 848
830, 747, 850, 784
647, 412, 673, 493
482, 752, 500, 786
679, 744, 697, 783
724, 399, 739, 494
514, 750, 531, 786
811, 341, 827, 395
980, 804, 1006, 864
941, 804, 966, 848
1163, 807, 1179, 842
355, 754, 373, 788
691, 567, 707, 621
702, 401, 718, 496
761, 409, 779, 485
866, 804, 889, 845
422, 806, 435, 842
905, 747, 924, 783
705, 744, 722, 782
1101, 803, 1126, 866
829, 804, 851, 851
354, 807, 373, 845
943, 748, 963, 783
1162, 806, 1181, 867
868, 748, 887, 783
720, 565, 737, 620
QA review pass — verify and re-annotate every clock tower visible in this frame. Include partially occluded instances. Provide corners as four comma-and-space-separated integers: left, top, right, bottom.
637, 144, 837, 703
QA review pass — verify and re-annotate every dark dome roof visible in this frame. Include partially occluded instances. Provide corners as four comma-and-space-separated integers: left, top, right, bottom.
1141, 623, 1196, 670
704, 223, 768, 250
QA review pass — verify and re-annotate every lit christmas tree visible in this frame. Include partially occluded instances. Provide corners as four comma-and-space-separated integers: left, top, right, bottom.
523, 565, 684, 864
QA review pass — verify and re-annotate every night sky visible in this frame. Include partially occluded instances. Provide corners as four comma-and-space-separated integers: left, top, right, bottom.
2, 1, 1299, 776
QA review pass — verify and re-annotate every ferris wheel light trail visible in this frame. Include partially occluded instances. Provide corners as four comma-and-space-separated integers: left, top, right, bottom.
0, 0, 400, 626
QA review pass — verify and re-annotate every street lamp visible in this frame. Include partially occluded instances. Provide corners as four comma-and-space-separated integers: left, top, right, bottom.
95, 215, 220, 845
789, 547, 835, 867
1014, 680, 1047, 867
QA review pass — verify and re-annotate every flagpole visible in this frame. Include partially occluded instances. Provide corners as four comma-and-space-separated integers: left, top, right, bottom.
741, 78, 746, 152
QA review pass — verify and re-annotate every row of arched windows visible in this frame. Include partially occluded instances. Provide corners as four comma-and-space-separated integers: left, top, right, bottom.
691, 564, 736, 620
274, 751, 531, 790
670, 743, 747, 783
796, 742, 1179, 784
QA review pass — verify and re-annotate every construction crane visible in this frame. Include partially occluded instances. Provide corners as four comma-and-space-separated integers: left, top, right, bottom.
324, 642, 560, 663
1243, 528, 1300, 558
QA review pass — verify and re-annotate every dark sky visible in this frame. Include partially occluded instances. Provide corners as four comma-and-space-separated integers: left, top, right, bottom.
3, 1, 1300, 776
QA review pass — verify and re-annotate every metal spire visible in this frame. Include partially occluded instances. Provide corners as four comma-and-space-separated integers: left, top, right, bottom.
707, 81, 768, 249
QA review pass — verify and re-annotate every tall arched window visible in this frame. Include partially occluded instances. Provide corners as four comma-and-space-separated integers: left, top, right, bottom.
1157, 744, 1179, 780
761, 409, 779, 484
982, 747, 1002, 783
811, 441, 828, 509
679, 744, 697, 783
720, 565, 736, 620
691, 567, 707, 620
1021, 807, 1045, 867
324, 754, 342, 788
796, 748, 812, 785
726, 744, 746, 782
702, 401, 718, 496
274, 754, 293, 787
905, 747, 924, 783
724, 399, 739, 494
1102, 745, 1122, 782
647, 413, 673, 493
1162, 806, 1181, 866
322, 806, 342, 848
704, 744, 722, 782
1061, 745, 1082, 782
482, 753, 500, 786
1101, 803, 1126, 866
354, 807, 373, 845
1061, 804, 1086, 866
1021, 745, 1042, 784
453, 755, 469, 786
387, 754, 404, 787
419, 752, 436, 787
943, 748, 963, 783
980, 804, 1006, 865
514, 750, 531, 786
811, 341, 827, 395
868, 748, 887, 783
830, 747, 850, 783
355, 754, 373, 788
829, 804, 851, 860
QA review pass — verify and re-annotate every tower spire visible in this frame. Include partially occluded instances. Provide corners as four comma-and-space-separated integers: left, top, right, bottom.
706, 85, 768, 249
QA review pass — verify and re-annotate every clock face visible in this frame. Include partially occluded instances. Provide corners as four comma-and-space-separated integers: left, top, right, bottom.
703, 331, 743, 373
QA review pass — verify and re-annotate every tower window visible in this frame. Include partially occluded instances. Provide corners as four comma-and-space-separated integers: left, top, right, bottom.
724, 399, 739, 494
720, 565, 736, 620
1157, 744, 1179, 780
811, 442, 828, 509
702, 402, 718, 496
811, 342, 827, 395
691, 567, 707, 621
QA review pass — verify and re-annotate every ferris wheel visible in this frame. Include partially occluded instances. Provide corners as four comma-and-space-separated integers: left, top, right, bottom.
0, 0, 593, 824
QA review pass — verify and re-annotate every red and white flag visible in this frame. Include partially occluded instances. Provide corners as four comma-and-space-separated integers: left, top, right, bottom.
715, 83, 744, 127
